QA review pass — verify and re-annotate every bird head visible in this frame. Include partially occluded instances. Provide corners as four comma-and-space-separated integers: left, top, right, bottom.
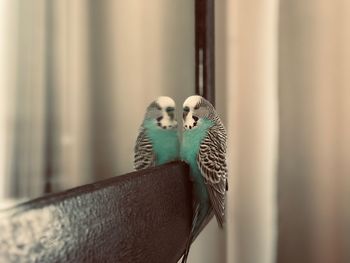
145, 96, 177, 129
182, 95, 215, 130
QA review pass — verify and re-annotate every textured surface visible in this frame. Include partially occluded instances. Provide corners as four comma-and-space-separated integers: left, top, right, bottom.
0, 162, 192, 263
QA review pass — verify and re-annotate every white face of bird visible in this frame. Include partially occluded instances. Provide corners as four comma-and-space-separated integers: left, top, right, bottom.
182, 95, 212, 130
146, 96, 178, 129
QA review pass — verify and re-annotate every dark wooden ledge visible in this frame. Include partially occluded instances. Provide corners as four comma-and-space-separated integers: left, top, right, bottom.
0, 162, 192, 263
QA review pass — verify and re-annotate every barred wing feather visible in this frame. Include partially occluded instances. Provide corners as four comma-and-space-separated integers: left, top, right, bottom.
134, 127, 155, 170
197, 125, 227, 227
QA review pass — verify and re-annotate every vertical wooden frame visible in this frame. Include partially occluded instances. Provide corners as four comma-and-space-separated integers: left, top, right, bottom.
195, 0, 215, 106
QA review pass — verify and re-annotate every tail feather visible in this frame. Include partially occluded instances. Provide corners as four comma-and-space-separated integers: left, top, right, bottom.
192, 207, 214, 241
181, 204, 200, 263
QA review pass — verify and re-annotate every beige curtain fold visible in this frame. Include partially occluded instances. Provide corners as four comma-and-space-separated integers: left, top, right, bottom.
222, 0, 350, 262
0, 0, 14, 198
0, 0, 47, 198
222, 0, 279, 262
50, 0, 92, 190
278, 0, 350, 262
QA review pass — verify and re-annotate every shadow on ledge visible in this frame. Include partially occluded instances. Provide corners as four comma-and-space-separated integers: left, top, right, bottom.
0, 161, 193, 263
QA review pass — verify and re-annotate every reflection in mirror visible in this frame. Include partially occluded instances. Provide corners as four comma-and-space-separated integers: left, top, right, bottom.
0, 0, 194, 207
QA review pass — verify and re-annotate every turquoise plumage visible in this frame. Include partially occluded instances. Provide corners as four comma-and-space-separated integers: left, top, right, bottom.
180, 95, 228, 263
134, 96, 179, 170
181, 118, 213, 225
143, 119, 179, 166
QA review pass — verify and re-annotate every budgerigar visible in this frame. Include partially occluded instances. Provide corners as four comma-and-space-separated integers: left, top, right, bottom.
180, 95, 228, 262
134, 96, 179, 170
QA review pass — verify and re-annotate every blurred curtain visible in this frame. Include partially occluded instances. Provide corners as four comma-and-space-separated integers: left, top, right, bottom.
0, 0, 194, 198
221, 0, 350, 263
277, 0, 350, 262
221, 0, 279, 263
0, 0, 48, 199
1, 0, 350, 263
0, 0, 94, 198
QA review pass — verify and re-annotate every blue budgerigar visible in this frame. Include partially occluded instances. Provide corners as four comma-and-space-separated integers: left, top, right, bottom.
134, 96, 179, 170
180, 95, 228, 262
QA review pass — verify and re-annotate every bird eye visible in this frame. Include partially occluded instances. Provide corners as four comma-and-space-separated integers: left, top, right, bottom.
166, 107, 174, 112
156, 105, 162, 110
183, 106, 190, 112
194, 104, 200, 110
